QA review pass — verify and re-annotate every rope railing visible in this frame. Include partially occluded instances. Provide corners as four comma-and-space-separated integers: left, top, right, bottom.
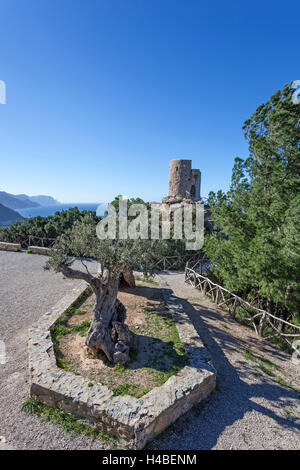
185, 266, 300, 349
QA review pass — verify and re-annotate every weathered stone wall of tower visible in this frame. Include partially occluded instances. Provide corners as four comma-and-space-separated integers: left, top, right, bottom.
168, 159, 192, 199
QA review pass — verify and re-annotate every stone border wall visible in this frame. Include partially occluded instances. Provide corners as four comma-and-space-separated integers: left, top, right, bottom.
0, 242, 21, 252
28, 282, 216, 449
0, 243, 51, 255
27, 246, 51, 255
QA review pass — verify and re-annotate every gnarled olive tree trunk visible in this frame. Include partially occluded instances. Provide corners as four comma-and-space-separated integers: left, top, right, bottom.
85, 279, 137, 363
119, 267, 136, 288
59, 265, 136, 364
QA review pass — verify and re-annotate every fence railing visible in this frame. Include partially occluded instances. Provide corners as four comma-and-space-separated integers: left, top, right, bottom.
154, 251, 209, 271
185, 266, 300, 349
27, 235, 57, 248
0, 233, 57, 248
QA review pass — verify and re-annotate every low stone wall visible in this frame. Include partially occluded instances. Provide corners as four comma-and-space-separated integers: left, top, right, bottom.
28, 283, 216, 449
0, 242, 21, 252
28, 246, 51, 255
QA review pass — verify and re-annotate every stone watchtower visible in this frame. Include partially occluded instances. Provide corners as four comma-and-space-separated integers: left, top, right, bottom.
163, 159, 201, 203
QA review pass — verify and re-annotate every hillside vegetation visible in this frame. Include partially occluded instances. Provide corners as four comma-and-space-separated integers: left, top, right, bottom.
0, 206, 100, 244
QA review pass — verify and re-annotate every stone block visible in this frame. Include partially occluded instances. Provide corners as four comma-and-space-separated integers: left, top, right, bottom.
0, 242, 21, 252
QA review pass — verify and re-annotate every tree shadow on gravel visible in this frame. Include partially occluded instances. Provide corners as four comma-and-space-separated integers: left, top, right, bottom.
151, 292, 300, 450
185, 299, 290, 363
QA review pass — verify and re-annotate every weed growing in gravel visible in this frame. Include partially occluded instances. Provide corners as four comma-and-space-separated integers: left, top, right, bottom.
114, 363, 127, 372
243, 349, 279, 370
112, 383, 139, 396
243, 349, 300, 397
259, 364, 276, 377
75, 309, 86, 316
21, 398, 116, 444
135, 276, 159, 286
70, 320, 91, 336
275, 377, 300, 397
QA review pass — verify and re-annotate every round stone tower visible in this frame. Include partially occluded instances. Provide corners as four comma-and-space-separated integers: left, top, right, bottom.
166, 158, 201, 201
168, 159, 192, 199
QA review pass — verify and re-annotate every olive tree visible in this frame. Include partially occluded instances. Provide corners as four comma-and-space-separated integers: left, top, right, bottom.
45, 214, 167, 364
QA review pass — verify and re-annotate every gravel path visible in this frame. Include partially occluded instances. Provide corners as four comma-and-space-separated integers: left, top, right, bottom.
0, 254, 299, 450
0, 251, 106, 450
150, 272, 300, 450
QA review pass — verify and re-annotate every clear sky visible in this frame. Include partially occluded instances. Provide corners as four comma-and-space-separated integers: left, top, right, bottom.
0, 0, 299, 203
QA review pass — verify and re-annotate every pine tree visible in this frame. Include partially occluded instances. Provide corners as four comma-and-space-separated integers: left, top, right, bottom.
205, 83, 300, 322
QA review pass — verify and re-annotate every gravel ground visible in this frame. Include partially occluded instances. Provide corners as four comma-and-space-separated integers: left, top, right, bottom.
150, 272, 300, 450
0, 254, 299, 450
0, 251, 106, 450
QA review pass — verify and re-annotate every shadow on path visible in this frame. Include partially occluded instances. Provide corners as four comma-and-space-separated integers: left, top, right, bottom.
152, 290, 300, 450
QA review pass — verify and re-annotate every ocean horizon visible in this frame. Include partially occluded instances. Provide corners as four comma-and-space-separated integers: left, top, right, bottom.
17, 203, 107, 219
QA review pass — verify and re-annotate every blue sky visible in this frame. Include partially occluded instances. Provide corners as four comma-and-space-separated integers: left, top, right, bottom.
0, 0, 299, 203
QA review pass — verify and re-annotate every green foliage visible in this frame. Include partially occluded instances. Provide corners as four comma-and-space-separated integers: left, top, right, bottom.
0, 207, 101, 245
45, 194, 201, 281
114, 363, 127, 372
205, 83, 300, 323
110, 195, 149, 213
21, 397, 44, 415
45, 210, 169, 280
109, 195, 195, 260
70, 320, 91, 336
51, 319, 91, 345
112, 383, 133, 396
51, 323, 70, 338
21, 398, 116, 443
135, 276, 160, 286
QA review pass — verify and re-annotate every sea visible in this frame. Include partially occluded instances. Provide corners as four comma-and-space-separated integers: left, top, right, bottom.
17, 203, 108, 219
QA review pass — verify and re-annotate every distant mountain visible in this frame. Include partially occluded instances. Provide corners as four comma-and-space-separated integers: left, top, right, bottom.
25, 195, 59, 206
0, 191, 40, 210
0, 203, 23, 226
0, 191, 60, 210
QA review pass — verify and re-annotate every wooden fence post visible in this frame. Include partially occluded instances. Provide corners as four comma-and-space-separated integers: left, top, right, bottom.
258, 313, 266, 337
232, 297, 237, 319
